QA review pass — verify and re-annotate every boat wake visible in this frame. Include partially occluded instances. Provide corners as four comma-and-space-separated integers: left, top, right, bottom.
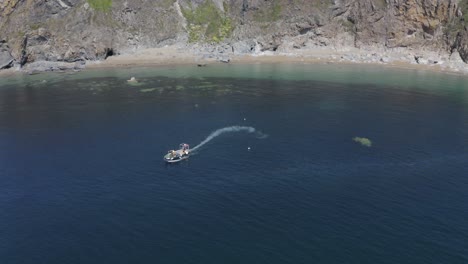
191, 126, 267, 152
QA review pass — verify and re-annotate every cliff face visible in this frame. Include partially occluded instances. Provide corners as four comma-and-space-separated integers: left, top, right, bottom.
0, 0, 467, 69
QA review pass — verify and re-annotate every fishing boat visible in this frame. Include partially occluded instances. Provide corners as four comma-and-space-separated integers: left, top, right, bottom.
164, 143, 190, 163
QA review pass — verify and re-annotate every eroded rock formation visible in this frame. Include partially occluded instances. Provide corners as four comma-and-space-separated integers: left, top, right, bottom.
0, 0, 467, 69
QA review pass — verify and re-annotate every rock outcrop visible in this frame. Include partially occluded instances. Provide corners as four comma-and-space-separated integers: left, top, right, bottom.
0, 0, 467, 70
0, 41, 14, 69
454, 28, 468, 63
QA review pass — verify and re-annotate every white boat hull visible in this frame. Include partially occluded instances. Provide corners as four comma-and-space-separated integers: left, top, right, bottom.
164, 148, 190, 163
164, 154, 189, 163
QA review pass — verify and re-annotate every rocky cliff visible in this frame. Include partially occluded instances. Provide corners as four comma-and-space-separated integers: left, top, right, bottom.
0, 0, 467, 71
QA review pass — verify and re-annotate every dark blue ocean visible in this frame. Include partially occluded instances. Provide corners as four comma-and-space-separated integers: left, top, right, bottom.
0, 64, 467, 263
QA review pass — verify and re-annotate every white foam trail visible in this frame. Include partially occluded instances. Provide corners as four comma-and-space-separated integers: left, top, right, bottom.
191, 126, 264, 152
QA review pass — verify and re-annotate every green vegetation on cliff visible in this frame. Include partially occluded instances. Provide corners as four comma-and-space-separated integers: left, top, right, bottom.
445, 1, 468, 40
1, 0, 467, 68
374, 0, 387, 8
161, 0, 176, 8
460, 1, 468, 26
181, 1, 234, 43
87, 0, 112, 12
254, 0, 282, 22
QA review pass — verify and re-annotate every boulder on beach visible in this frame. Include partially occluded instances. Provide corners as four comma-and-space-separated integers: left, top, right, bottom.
0, 45, 14, 69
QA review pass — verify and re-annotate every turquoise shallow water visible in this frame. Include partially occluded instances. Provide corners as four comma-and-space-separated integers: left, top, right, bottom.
0, 64, 467, 263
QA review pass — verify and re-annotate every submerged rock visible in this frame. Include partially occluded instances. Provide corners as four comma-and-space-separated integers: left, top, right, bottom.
140, 88, 156, 93
127, 77, 138, 82
353, 137, 372, 147
23, 60, 85, 73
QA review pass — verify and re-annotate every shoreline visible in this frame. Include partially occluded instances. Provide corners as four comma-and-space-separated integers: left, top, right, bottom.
1, 46, 467, 78
83, 46, 468, 78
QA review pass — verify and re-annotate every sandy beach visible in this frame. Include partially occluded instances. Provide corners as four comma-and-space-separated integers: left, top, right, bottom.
87, 45, 467, 76
1, 45, 466, 77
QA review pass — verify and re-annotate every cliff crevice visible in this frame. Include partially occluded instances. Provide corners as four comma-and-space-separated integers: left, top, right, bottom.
0, 0, 467, 70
